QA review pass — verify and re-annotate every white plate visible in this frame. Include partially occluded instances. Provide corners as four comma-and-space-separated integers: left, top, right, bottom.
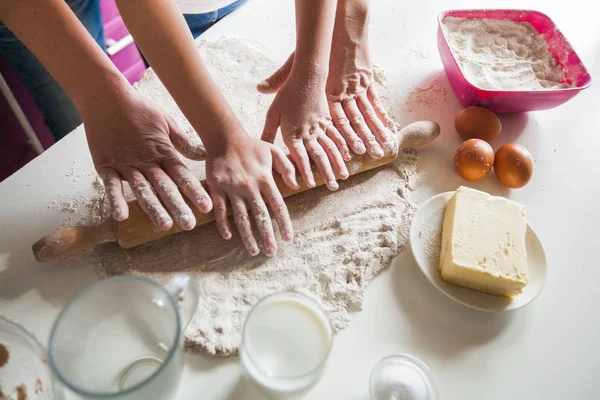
410, 191, 547, 312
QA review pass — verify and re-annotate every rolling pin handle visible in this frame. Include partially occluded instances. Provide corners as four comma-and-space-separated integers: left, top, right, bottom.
32, 220, 116, 263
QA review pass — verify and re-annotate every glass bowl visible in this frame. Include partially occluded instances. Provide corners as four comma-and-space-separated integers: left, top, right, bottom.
370, 354, 439, 400
0, 317, 63, 399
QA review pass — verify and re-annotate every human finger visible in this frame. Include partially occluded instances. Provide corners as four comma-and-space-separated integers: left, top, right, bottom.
261, 107, 280, 143
162, 158, 212, 213
329, 101, 366, 155
367, 85, 395, 130
269, 144, 299, 189
166, 114, 206, 161
99, 167, 129, 221
318, 134, 349, 180
248, 193, 277, 257
144, 166, 196, 231
123, 168, 173, 231
257, 52, 294, 94
343, 99, 383, 159
261, 181, 293, 242
288, 139, 316, 188
209, 185, 232, 240
326, 124, 351, 161
357, 93, 395, 151
306, 139, 338, 190
230, 196, 259, 256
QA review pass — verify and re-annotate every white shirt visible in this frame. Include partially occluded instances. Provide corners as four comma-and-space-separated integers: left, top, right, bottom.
174, 0, 238, 14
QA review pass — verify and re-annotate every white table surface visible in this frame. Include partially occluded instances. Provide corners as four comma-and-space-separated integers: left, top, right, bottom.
1, 0, 599, 398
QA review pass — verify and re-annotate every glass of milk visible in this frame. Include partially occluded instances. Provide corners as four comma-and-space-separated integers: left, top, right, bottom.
240, 292, 333, 398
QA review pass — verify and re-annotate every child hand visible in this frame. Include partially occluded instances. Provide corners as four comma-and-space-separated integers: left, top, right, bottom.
261, 71, 349, 191
205, 134, 297, 257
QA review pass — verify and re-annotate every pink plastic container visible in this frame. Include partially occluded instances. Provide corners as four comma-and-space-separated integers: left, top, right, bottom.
437, 9, 592, 113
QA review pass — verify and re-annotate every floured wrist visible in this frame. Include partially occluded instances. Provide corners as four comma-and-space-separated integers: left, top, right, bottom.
201, 122, 249, 155
289, 58, 329, 88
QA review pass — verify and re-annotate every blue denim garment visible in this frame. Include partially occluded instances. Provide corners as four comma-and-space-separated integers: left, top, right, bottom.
139, 0, 247, 67
184, 0, 247, 38
0, 0, 106, 141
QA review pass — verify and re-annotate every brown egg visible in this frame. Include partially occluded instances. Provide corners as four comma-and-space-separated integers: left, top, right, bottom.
494, 144, 534, 188
454, 139, 495, 181
455, 106, 502, 142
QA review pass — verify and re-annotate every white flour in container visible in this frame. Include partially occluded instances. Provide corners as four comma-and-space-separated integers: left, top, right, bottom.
442, 17, 569, 90
63, 38, 421, 357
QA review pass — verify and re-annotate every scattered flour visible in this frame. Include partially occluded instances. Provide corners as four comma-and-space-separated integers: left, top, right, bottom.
418, 203, 444, 268
64, 38, 421, 357
404, 73, 450, 113
404, 44, 431, 68
442, 17, 568, 90
51, 176, 109, 227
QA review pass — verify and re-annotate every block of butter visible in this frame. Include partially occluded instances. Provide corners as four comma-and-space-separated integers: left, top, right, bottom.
439, 186, 528, 297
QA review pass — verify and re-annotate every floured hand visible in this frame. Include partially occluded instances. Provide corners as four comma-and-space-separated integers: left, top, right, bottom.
85, 92, 211, 232
326, 48, 395, 159
258, 1, 394, 160
327, 0, 395, 158
261, 71, 349, 191
205, 134, 298, 257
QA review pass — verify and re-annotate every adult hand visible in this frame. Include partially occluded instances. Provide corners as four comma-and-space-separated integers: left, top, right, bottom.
85, 92, 211, 232
205, 134, 298, 257
258, 51, 393, 160
327, 1, 395, 158
258, 5, 395, 160
260, 71, 349, 191
326, 46, 396, 159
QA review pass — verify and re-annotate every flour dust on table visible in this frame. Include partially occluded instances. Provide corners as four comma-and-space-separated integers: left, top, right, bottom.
65, 38, 420, 356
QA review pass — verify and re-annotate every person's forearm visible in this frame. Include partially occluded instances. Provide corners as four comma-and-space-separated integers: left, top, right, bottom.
330, 0, 371, 70
291, 0, 337, 83
333, 0, 370, 44
115, 0, 244, 151
0, 0, 131, 118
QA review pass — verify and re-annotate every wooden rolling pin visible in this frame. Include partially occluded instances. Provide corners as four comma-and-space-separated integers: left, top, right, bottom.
33, 121, 440, 262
